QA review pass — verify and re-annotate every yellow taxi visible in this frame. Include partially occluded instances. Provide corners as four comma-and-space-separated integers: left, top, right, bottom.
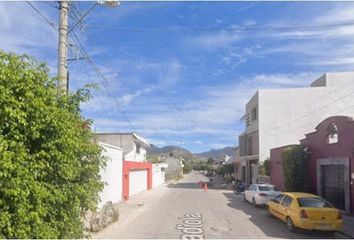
266, 192, 343, 233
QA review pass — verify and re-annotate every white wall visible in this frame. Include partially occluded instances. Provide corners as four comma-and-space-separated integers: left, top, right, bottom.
152, 164, 166, 188
258, 80, 354, 162
98, 142, 123, 209
135, 147, 147, 162
129, 170, 147, 197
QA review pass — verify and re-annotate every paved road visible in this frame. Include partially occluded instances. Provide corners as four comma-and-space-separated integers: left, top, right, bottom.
95, 171, 346, 239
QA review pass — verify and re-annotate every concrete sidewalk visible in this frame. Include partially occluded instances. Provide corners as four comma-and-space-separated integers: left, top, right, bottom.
92, 180, 176, 238
340, 214, 354, 238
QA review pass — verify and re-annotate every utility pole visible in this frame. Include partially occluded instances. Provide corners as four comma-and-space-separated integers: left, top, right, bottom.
58, 0, 69, 91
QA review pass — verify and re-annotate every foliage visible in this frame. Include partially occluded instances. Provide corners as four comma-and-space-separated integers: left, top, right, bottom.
0, 51, 105, 238
182, 160, 192, 174
192, 162, 212, 171
207, 157, 214, 165
281, 145, 310, 192
217, 163, 234, 176
259, 159, 270, 176
147, 156, 162, 164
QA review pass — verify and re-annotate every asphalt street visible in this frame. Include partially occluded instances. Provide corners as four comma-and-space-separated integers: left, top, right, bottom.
94, 171, 347, 239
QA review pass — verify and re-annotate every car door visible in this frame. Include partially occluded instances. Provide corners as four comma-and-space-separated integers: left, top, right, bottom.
246, 185, 254, 202
271, 194, 285, 219
278, 195, 291, 221
253, 185, 259, 203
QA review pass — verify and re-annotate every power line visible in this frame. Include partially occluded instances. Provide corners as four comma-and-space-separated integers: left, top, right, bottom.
71, 33, 173, 143
26, 1, 56, 30
70, 32, 138, 132
267, 87, 354, 137
270, 83, 354, 136
86, 21, 354, 32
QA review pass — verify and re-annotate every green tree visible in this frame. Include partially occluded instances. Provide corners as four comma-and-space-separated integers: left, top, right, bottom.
281, 145, 310, 192
259, 159, 270, 176
207, 157, 214, 165
183, 160, 192, 174
0, 51, 105, 238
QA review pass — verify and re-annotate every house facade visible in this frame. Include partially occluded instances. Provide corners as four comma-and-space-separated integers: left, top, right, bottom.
96, 132, 153, 200
270, 116, 354, 215
239, 72, 354, 185
96, 132, 150, 162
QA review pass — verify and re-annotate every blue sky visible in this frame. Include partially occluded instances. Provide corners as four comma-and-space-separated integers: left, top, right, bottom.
1, 1, 354, 153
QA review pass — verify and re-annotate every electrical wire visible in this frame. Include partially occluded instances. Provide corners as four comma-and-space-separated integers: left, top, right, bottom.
86, 21, 354, 33
26, 1, 56, 30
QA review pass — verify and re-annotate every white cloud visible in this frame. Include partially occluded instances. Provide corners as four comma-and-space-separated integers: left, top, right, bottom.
193, 31, 240, 48
89, 72, 320, 146
0, 2, 57, 57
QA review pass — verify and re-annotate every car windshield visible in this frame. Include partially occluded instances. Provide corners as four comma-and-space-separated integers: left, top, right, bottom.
258, 185, 277, 191
298, 197, 333, 208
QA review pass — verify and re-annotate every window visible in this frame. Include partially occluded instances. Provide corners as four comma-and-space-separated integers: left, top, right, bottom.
274, 194, 285, 204
297, 197, 333, 208
327, 123, 338, 144
136, 143, 141, 154
247, 136, 253, 155
258, 185, 277, 191
251, 107, 257, 121
246, 114, 250, 127
281, 196, 293, 207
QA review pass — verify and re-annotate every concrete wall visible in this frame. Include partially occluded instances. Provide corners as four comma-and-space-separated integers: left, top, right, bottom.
258, 87, 325, 162
97, 142, 123, 208
152, 164, 166, 188
164, 157, 183, 180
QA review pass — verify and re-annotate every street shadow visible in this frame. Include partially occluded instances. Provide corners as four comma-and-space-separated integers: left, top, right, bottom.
167, 182, 201, 189
223, 192, 347, 239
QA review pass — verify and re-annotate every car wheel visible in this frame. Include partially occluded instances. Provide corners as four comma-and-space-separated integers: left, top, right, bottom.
286, 217, 296, 233
266, 206, 272, 217
243, 194, 247, 202
252, 198, 257, 208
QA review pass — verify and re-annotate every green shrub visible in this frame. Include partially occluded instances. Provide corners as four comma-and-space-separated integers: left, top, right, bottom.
0, 51, 105, 238
281, 145, 310, 192
260, 159, 270, 176
217, 163, 234, 176
183, 160, 192, 174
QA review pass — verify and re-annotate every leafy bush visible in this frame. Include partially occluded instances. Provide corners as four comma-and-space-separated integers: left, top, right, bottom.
0, 51, 105, 238
182, 160, 192, 174
217, 163, 234, 176
192, 162, 212, 171
260, 159, 270, 176
281, 145, 310, 192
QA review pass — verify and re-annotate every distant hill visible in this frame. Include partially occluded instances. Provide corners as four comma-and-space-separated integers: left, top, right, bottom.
147, 145, 196, 161
194, 147, 236, 162
147, 145, 236, 162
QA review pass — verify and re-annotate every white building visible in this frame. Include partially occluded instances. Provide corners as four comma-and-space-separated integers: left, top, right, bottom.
97, 142, 123, 208
96, 132, 150, 162
239, 72, 354, 184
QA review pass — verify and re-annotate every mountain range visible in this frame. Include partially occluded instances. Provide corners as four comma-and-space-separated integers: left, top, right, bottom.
147, 145, 236, 162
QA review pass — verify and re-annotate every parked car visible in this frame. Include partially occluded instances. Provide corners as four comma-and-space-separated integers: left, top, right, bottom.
266, 192, 343, 233
244, 184, 281, 207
